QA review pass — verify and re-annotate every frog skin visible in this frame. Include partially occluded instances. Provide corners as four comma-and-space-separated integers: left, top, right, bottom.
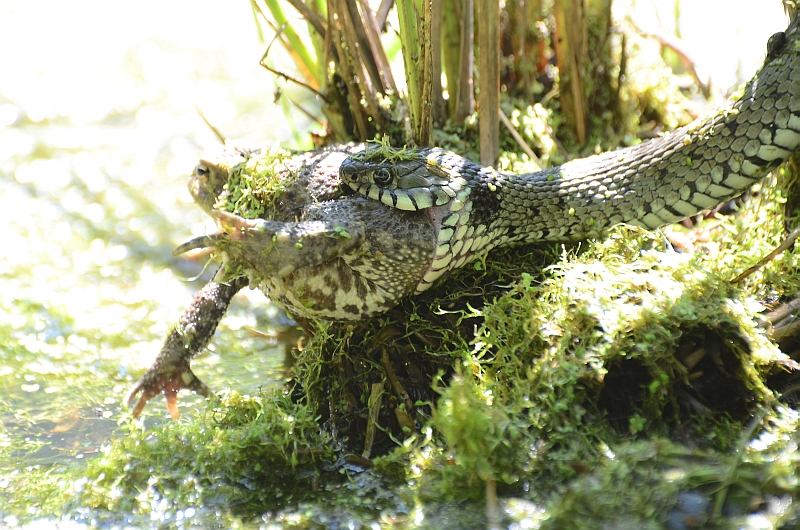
125, 144, 434, 418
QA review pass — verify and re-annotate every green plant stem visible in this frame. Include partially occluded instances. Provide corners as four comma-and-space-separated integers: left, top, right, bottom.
441, 0, 462, 117
477, 0, 499, 165
553, 0, 588, 144
260, 0, 322, 88
455, 0, 474, 121
396, 0, 433, 145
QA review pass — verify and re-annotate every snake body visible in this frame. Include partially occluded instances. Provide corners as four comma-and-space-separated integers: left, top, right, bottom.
341, 16, 800, 294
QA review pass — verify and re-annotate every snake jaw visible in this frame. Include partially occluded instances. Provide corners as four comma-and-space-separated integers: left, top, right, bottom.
340, 153, 474, 213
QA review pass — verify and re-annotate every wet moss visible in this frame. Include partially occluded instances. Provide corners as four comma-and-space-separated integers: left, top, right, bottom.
68, 390, 336, 523
6, 12, 800, 527
9, 148, 800, 530
214, 143, 294, 218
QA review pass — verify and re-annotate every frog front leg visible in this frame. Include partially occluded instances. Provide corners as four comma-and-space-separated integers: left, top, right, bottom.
175, 210, 367, 280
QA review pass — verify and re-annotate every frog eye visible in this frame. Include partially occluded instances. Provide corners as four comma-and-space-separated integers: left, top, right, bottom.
195, 163, 210, 177
372, 167, 394, 185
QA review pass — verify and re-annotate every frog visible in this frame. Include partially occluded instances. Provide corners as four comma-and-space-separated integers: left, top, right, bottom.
124, 143, 435, 418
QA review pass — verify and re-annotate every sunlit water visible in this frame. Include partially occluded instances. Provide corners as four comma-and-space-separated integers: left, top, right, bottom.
0, 0, 317, 486
0, 0, 789, 526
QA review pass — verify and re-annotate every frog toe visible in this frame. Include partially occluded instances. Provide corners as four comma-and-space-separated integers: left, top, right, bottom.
124, 367, 210, 419
173, 234, 223, 256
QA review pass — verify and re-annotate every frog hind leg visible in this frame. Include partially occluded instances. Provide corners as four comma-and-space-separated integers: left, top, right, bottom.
124, 276, 248, 418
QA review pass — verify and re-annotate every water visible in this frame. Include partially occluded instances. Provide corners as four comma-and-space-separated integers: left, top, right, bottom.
0, 0, 316, 478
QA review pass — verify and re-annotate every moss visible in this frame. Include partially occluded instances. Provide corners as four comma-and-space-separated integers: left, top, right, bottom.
348, 136, 422, 163
8, 17, 800, 527
68, 389, 336, 522
8, 162, 798, 528
25, 142, 793, 529
214, 144, 294, 219
270, 149, 800, 526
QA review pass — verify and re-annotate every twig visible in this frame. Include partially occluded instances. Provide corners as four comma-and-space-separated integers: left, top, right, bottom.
499, 108, 541, 168
764, 297, 800, 329
283, 0, 327, 39
358, 0, 398, 93
485, 477, 501, 530
344, 0, 385, 93
376, 0, 394, 31
286, 96, 325, 126
680, 347, 707, 372
381, 348, 416, 413
615, 33, 627, 107
731, 226, 800, 283
430, 0, 445, 127
453, 0, 474, 122
477, 0, 500, 164
635, 23, 710, 98
329, 33, 370, 138
362, 381, 384, 459
252, 0, 319, 85
259, 20, 328, 100
552, 0, 587, 144
193, 105, 226, 144
771, 313, 800, 344
332, 0, 379, 137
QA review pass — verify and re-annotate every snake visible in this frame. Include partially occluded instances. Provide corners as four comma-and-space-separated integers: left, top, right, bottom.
340, 17, 800, 294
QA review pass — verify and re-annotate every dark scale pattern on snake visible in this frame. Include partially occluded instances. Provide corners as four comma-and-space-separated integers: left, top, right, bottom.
126, 15, 800, 418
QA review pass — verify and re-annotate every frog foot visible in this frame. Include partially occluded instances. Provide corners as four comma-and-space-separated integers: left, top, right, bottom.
125, 363, 210, 419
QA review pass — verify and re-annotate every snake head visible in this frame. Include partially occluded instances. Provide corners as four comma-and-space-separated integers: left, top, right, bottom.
339, 148, 473, 211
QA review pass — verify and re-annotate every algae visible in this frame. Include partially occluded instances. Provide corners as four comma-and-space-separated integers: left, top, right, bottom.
349, 136, 422, 163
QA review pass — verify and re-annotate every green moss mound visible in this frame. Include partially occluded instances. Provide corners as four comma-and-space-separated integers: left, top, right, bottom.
284, 158, 800, 526
12, 30, 800, 528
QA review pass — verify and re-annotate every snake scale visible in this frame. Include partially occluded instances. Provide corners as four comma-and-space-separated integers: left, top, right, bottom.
127, 14, 800, 418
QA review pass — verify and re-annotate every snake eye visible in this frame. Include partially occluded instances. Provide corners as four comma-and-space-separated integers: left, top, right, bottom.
372, 167, 394, 185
